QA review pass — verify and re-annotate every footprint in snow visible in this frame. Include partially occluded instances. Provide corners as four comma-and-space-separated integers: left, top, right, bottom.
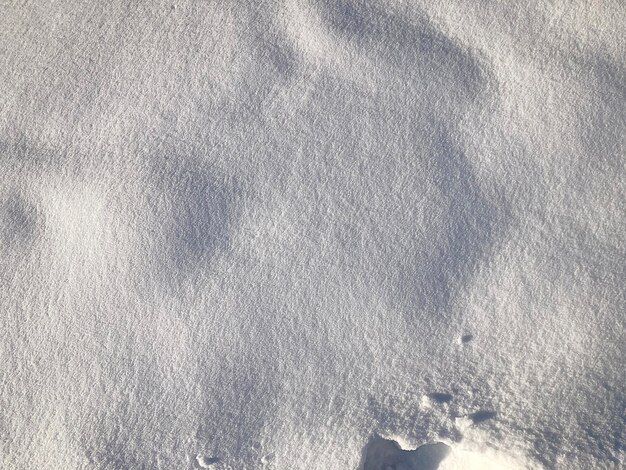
469, 410, 497, 424
461, 334, 474, 344
196, 455, 220, 468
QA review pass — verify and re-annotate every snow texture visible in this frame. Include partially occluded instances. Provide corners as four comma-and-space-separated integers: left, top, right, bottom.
1, 0, 625, 469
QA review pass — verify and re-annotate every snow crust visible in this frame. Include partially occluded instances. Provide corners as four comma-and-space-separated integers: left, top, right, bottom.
1, 0, 624, 468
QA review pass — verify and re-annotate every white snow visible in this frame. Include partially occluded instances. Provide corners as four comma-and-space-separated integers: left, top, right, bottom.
1, 1, 624, 469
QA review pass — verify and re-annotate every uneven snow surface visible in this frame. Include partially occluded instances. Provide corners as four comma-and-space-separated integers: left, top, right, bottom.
1, 1, 625, 469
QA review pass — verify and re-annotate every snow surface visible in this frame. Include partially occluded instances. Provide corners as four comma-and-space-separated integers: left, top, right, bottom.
1, 0, 625, 469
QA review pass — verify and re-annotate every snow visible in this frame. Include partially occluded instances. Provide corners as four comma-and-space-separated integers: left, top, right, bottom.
1, 1, 624, 469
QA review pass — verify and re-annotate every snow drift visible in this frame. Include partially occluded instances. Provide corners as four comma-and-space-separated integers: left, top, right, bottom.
1, 0, 624, 468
